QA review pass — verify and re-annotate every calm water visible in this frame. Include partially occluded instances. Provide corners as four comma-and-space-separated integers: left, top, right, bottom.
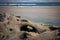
28, 18, 60, 26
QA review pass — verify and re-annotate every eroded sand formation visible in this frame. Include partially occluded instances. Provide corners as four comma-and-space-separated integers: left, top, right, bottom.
0, 12, 60, 40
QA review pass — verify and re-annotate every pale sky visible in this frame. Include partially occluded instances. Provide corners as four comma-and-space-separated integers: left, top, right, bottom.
0, 0, 60, 2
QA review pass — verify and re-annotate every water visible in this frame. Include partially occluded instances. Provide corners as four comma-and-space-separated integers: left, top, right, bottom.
28, 18, 60, 26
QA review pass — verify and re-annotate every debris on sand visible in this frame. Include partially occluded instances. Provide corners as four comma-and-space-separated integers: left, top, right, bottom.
0, 12, 60, 40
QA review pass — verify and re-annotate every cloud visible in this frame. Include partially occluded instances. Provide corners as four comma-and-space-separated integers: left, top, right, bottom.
0, 0, 60, 2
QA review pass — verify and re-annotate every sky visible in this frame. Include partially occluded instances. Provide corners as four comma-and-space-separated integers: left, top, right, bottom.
0, 0, 60, 2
